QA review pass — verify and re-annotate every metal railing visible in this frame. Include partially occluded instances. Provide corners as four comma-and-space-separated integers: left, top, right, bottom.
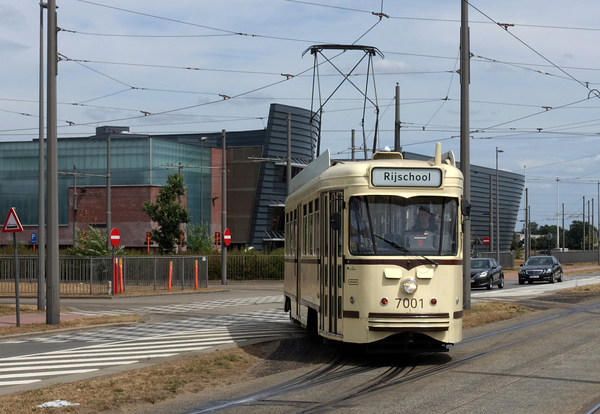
0, 254, 285, 295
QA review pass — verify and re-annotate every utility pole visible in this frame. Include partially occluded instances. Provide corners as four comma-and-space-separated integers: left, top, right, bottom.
46, 0, 59, 325
556, 177, 560, 251
460, 0, 471, 310
106, 135, 111, 251
73, 165, 78, 241
496, 148, 503, 263
589, 200, 592, 251
38, 1, 47, 312
562, 203, 565, 253
287, 114, 292, 195
525, 188, 529, 260
589, 198, 596, 252
489, 175, 493, 255
394, 83, 401, 152
221, 130, 227, 285
200, 137, 206, 222
583, 196, 586, 251
351, 129, 356, 161
528, 206, 531, 256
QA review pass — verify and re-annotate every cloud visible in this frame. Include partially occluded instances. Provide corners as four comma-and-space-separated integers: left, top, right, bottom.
0, 40, 29, 58
374, 59, 412, 73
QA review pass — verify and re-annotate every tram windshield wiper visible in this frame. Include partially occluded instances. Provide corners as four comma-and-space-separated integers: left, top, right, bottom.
372, 233, 438, 266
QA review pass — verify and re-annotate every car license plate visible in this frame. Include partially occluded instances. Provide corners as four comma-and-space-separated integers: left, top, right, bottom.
530, 275, 539, 278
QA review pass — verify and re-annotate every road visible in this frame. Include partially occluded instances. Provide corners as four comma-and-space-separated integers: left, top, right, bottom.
2, 273, 600, 413
471, 271, 600, 301
0, 283, 305, 395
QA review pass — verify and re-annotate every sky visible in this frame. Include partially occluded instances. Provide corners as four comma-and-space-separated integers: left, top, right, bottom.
2, 1, 600, 232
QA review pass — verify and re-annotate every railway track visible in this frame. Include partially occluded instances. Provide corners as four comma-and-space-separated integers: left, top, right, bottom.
179, 295, 600, 414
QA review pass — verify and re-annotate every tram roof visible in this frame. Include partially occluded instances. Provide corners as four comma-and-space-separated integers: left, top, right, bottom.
288, 148, 463, 197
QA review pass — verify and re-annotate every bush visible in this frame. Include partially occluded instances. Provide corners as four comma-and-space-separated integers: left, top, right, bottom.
186, 223, 214, 254
66, 226, 124, 256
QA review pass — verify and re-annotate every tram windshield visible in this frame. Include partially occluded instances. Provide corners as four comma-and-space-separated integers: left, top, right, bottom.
348, 196, 458, 256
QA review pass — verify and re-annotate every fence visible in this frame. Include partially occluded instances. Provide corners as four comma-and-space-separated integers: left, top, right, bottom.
0, 254, 285, 296
551, 251, 600, 265
474, 252, 515, 269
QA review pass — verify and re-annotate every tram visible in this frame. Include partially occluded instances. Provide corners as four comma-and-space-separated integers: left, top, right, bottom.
283, 143, 466, 352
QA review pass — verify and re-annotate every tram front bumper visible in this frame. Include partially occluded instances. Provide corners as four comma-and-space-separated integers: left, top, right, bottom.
368, 312, 450, 332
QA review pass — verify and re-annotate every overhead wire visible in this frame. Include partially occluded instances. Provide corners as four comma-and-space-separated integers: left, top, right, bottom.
467, 1, 600, 99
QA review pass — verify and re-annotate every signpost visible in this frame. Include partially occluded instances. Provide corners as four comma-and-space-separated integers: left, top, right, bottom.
110, 228, 120, 294
110, 228, 120, 247
223, 228, 231, 247
3, 208, 24, 326
31, 232, 37, 252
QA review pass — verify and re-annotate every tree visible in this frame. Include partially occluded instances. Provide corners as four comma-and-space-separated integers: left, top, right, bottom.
186, 222, 214, 253
526, 221, 540, 235
142, 173, 190, 254
567, 221, 584, 250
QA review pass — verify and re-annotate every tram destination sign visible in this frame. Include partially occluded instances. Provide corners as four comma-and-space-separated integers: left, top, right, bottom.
371, 168, 442, 187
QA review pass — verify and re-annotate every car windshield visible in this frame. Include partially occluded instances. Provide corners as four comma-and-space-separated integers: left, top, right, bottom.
525, 257, 553, 266
348, 195, 458, 256
471, 260, 490, 269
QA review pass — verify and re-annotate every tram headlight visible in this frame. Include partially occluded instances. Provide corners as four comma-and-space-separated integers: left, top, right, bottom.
402, 278, 418, 294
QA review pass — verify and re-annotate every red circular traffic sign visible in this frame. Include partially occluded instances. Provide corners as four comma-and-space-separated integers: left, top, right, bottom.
223, 228, 231, 247
482, 236, 490, 245
110, 228, 121, 247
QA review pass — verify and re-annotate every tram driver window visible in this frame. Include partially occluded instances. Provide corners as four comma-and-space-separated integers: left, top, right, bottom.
348, 196, 458, 256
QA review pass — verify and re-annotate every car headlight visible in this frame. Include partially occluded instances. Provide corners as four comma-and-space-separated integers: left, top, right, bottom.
543, 268, 552, 274
402, 278, 418, 294
479, 271, 488, 277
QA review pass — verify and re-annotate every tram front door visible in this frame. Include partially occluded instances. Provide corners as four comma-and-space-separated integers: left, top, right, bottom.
319, 190, 344, 337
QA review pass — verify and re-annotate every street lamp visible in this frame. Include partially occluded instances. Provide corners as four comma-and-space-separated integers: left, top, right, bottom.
496, 147, 503, 263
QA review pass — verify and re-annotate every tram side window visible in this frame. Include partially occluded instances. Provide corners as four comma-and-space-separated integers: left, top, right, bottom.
303, 204, 308, 256
315, 198, 320, 256
293, 210, 297, 254
308, 201, 313, 256
285, 212, 289, 255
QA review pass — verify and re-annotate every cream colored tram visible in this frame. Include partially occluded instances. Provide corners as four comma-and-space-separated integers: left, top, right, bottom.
284, 143, 465, 352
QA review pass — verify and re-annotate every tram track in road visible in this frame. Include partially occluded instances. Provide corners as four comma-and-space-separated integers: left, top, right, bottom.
180, 298, 600, 413
181, 349, 426, 414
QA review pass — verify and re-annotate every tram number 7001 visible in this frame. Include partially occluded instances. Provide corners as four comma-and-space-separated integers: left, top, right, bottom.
396, 298, 424, 309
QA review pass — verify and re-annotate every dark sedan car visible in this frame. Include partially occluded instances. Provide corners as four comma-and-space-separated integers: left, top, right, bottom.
471, 258, 504, 289
518, 255, 563, 285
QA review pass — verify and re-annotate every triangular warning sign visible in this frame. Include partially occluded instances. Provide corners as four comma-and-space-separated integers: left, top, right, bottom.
2, 208, 23, 233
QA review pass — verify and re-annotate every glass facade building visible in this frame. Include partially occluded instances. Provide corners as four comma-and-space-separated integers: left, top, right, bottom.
0, 134, 209, 227
0, 104, 319, 250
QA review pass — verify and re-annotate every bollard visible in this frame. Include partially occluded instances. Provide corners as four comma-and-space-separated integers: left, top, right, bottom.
108, 281, 112, 295
195, 260, 198, 290
119, 258, 124, 294
168, 261, 173, 291
114, 258, 119, 295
